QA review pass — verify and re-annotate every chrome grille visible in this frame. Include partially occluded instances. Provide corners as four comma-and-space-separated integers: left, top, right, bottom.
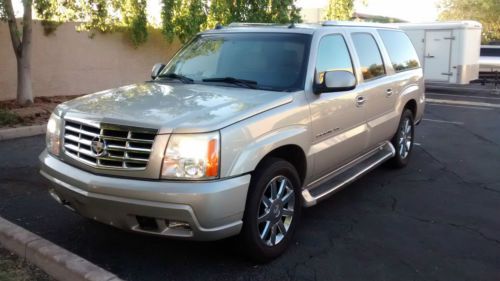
63, 119, 157, 170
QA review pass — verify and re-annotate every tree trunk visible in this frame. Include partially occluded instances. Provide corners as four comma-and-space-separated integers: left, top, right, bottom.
3, 0, 34, 106
16, 49, 33, 105
17, 0, 34, 105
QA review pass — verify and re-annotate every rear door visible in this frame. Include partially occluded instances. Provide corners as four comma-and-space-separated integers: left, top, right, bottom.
424, 30, 452, 82
348, 31, 395, 147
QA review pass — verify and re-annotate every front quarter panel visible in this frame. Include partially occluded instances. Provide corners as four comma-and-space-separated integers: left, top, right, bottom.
220, 91, 313, 183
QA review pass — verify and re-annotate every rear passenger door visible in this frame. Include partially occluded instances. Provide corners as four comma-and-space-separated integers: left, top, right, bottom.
349, 32, 397, 148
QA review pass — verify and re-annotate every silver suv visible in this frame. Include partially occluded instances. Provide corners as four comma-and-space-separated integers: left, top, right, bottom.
40, 22, 425, 261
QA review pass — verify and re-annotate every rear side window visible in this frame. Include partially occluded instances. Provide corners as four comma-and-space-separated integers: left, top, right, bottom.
378, 30, 420, 72
316, 34, 354, 84
351, 33, 386, 80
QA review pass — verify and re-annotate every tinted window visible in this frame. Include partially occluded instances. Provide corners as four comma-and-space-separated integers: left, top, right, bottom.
162, 33, 311, 91
316, 35, 353, 84
480, 46, 500, 57
378, 30, 420, 72
351, 33, 386, 80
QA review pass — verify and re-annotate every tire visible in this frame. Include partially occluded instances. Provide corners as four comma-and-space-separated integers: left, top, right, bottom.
241, 158, 302, 263
390, 109, 415, 168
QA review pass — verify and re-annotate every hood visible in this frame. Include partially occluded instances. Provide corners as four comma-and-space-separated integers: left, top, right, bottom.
59, 82, 294, 134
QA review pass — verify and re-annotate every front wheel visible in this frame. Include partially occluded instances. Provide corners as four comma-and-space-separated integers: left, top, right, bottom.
241, 158, 302, 262
390, 109, 415, 168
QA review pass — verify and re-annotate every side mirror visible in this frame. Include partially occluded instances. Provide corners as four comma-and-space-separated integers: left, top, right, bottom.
151, 63, 166, 80
314, 70, 356, 94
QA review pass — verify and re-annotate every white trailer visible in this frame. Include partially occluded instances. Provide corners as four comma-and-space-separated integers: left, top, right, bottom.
398, 21, 482, 84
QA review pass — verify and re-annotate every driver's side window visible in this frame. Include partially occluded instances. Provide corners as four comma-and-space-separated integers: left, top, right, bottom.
316, 34, 354, 84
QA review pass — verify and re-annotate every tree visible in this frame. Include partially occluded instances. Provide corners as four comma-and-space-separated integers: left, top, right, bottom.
269, 0, 302, 24
1, 0, 303, 105
173, 0, 207, 43
117, 0, 149, 46
160, 0, 178, 42
206, 0, 231, 28
1, 0, 150, 105
34, 0, 148, 46
439, 0, 500, 43
162, 0, 303, 43
0, 0, 34, 105
325, 0, 354, 21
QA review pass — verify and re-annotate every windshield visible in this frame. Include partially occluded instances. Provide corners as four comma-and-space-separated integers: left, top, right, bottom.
160, 33, 311, 92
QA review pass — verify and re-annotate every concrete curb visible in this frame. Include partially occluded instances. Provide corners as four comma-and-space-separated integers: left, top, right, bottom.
0, 216, 123, 281
0, 124, 46, 141
426, 84, 498, 95
426, 98, 500, 109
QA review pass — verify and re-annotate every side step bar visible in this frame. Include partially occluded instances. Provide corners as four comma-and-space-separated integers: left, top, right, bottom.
302, 141, 395, 207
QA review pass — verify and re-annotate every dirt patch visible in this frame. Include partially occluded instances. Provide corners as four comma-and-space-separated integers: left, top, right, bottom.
0, 96, 79, 128
0, 245, 53, 281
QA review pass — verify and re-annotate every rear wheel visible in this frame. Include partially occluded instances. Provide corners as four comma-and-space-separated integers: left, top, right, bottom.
241, 158, 302, 262
390, 109, 415, 168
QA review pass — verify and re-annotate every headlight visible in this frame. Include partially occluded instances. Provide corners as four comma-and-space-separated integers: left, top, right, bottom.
46, 113, 62, 156
161, 132, 220, 180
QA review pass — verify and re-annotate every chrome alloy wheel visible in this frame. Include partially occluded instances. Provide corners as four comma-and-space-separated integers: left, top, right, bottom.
398, 117, 413, 159
257, 175, 295, 246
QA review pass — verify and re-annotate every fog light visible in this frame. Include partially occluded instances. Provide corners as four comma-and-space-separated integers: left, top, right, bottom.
168, 220, 191, 230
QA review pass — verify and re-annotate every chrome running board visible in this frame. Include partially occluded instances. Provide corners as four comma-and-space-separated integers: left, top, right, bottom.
302, 141, 395, 207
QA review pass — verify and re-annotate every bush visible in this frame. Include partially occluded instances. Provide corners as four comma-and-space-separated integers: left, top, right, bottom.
0, 109, 21, 127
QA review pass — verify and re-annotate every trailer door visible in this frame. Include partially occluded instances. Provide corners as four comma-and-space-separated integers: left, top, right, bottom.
424, 30, 452, 82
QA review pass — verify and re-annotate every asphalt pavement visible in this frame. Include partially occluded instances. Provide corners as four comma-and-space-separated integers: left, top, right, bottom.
0, 93, 499, 281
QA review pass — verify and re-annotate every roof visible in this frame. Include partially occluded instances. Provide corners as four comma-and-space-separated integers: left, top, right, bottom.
202, 21, 401, 35
397, 21, 482, 30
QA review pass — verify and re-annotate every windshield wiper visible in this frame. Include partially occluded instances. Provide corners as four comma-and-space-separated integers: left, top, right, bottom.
202, 77, 258, 89
157, 73, 194, 84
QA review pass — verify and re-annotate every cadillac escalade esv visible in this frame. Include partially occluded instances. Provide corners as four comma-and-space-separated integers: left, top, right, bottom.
40, 21, 425, 261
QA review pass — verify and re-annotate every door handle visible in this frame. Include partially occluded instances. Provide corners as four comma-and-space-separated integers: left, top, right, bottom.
356, 96, 365, 107
386, 89, 393, 97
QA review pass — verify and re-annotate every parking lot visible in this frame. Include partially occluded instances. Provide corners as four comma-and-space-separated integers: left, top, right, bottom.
0, 92, 499, 281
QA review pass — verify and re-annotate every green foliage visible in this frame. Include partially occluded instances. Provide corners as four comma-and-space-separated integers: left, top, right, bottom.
119, 0, 149, 46
439, 0, 500, 43
206, 0, 231, 28
0, 0, 7, 20
10, 0, 303, 46
325, 0, 354, 21
0, 109, 20, 127
78, 0, 120, 34
269, 0, 302, 24
161, 0, 179, 42
173, 0, 207, 43
33, 0, 149, 46
163, 0, 302, 43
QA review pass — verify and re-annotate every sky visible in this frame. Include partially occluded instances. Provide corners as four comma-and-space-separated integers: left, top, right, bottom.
13, 0, 441, 23
296, 0, 441, 22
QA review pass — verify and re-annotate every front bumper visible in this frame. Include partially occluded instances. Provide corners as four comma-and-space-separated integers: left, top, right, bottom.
39, 150, 250, 241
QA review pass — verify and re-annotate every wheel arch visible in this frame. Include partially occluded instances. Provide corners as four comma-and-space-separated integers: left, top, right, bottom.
403, 99, 418, 119
253, 145, 307, 186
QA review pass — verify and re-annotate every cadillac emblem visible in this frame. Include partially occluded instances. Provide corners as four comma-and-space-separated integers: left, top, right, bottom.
91, 136, 107, 157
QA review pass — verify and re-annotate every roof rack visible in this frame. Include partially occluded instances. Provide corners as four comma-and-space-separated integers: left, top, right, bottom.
228, 22, 286, 27
322, 20, 397, 28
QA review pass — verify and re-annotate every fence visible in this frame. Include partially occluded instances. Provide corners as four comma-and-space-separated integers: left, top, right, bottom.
0, 21, 181, 101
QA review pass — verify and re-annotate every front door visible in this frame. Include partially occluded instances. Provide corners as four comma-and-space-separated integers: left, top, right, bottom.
424, 30, 452, 82
309, 34, 368, 179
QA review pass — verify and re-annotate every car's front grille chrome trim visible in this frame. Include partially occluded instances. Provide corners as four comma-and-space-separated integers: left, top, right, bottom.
62, 119, 157, 170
